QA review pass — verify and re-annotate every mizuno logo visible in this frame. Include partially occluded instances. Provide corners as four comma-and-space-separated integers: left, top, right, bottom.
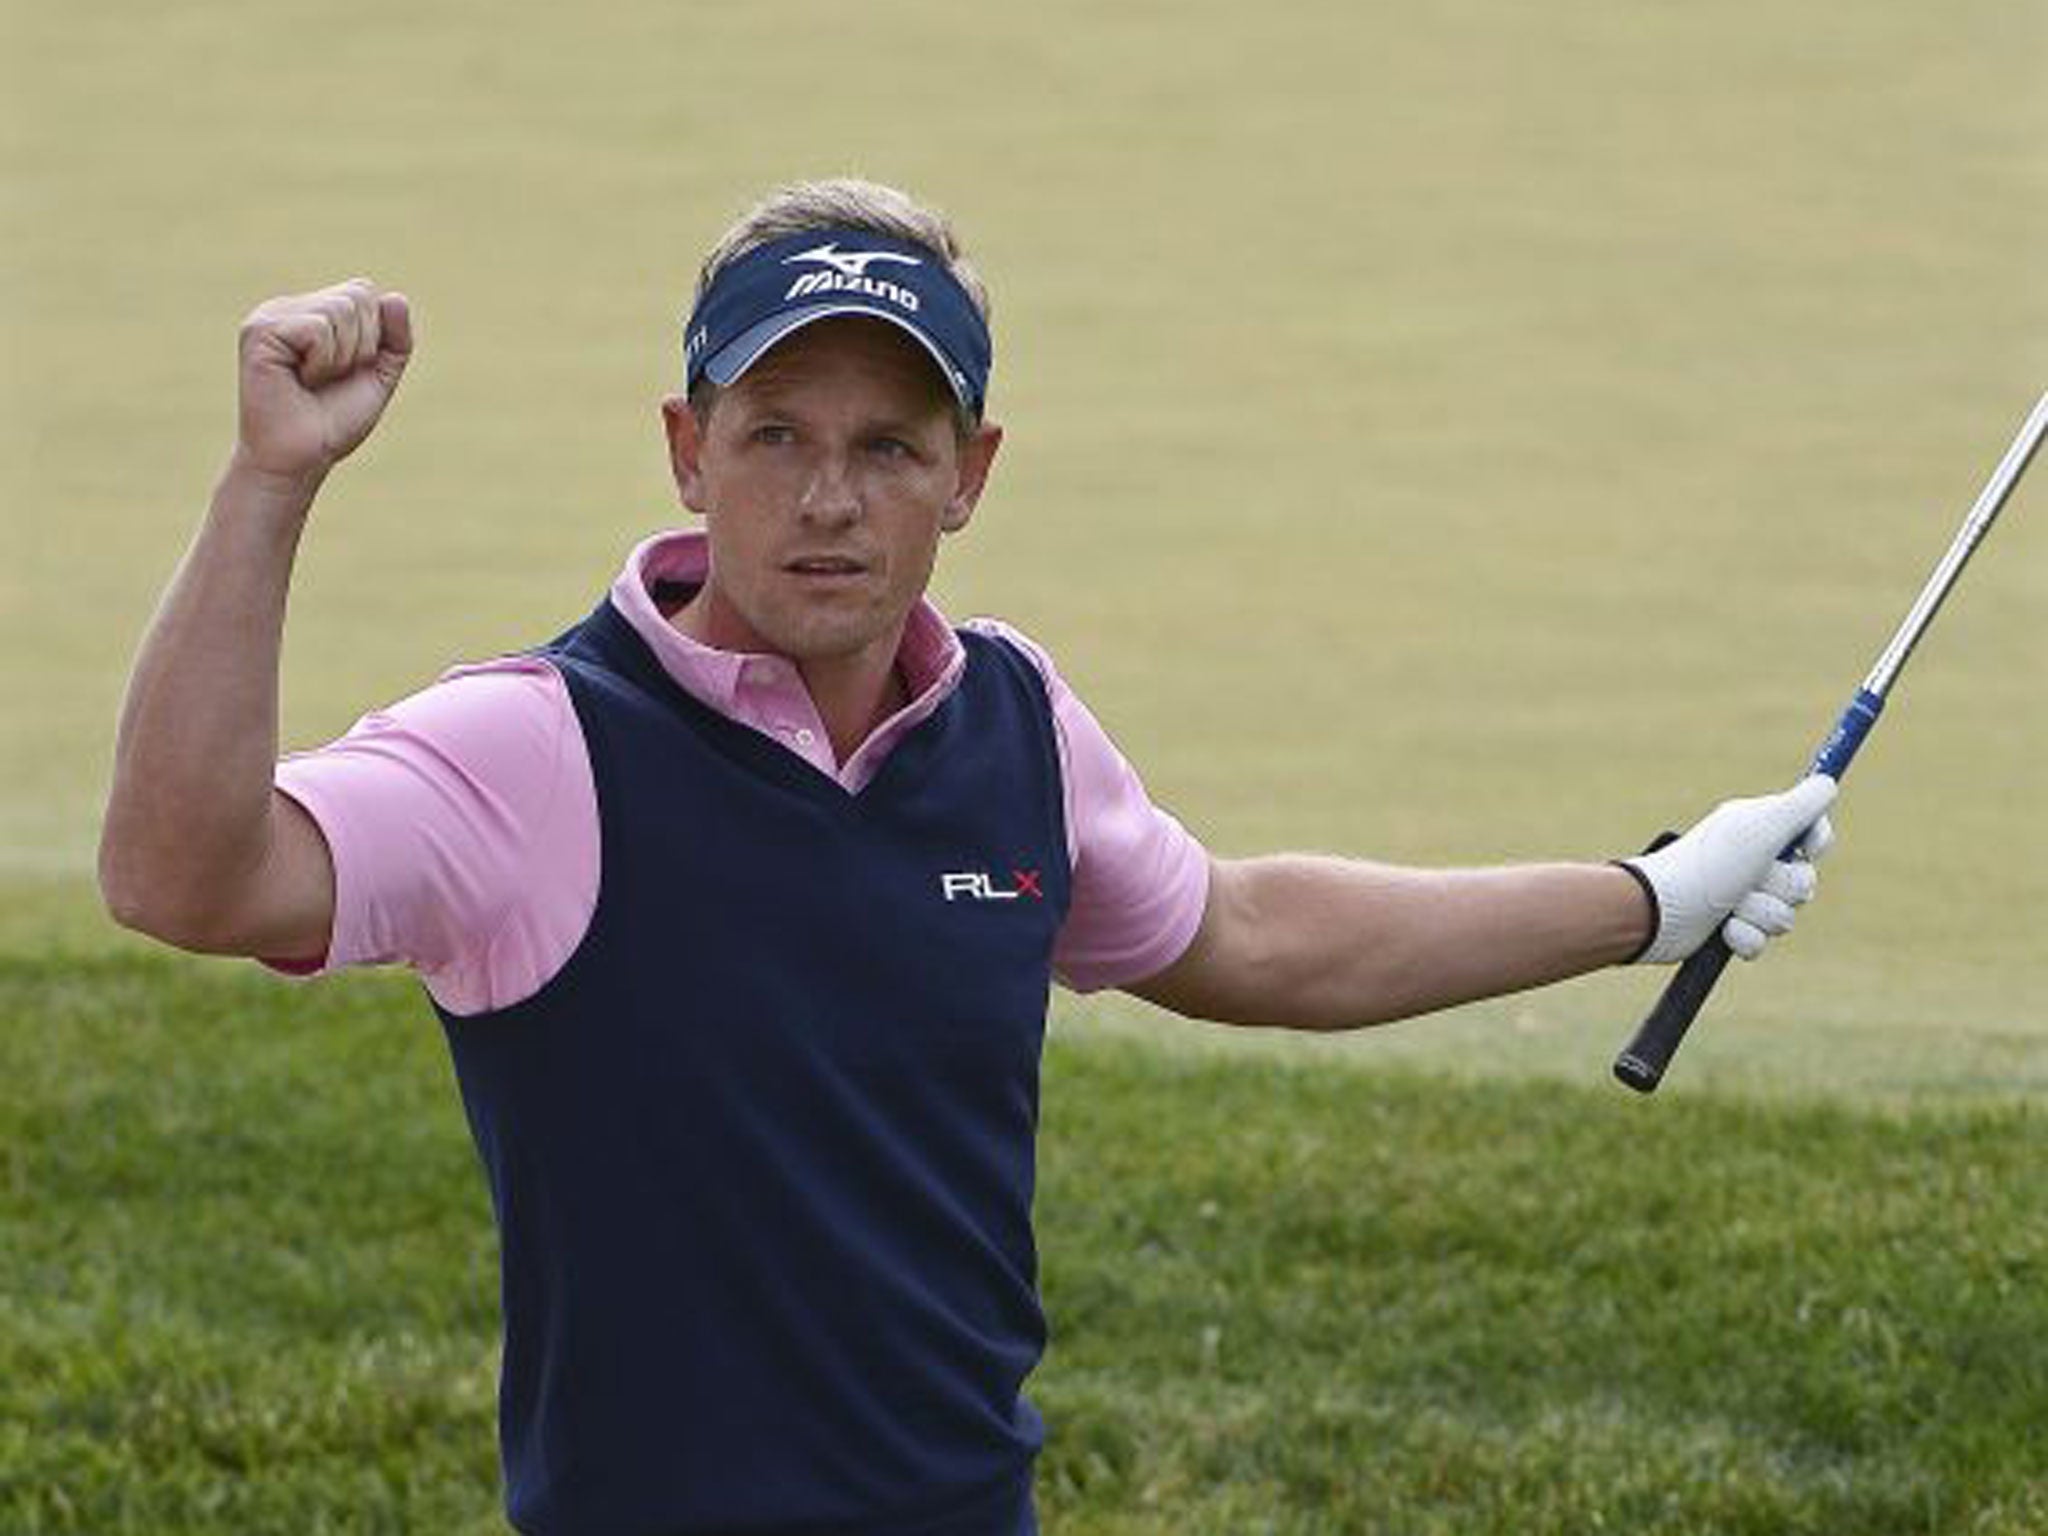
784, 242, 923, 278
783, 272, 920, 310
781, 243, 924, 311
940, 870, 1044, 903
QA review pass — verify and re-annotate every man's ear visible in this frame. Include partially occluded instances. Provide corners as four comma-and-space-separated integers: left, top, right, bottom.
942, 420, 1004, 533
661, 395, 709, 514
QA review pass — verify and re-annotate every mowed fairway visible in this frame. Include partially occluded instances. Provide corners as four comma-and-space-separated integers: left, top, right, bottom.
4, 0, 2046, 1530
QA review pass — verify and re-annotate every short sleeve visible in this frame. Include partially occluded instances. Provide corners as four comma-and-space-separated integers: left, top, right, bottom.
267, 659, 600, 1015
964, 621, 1212, 993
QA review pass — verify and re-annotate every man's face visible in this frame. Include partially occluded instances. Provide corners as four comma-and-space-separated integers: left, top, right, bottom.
663, 318, 1001, 673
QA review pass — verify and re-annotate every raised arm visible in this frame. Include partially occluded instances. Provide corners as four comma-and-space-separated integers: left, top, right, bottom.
98, 280, 413, 958
1130, 776, 1836, 1030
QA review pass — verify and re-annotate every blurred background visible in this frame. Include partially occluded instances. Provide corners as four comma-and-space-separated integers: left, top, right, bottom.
5, 0, 2045, 1096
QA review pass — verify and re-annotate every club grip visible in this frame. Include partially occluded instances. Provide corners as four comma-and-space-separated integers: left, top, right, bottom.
1612, 938, 1735, 1093
1612, 688, 1880, 1094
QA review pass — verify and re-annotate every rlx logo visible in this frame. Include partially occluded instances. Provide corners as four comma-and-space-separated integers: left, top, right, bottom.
940, 870, 1044, 903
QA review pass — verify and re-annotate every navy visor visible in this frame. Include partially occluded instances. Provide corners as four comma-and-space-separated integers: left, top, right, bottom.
682, 229, 991, 418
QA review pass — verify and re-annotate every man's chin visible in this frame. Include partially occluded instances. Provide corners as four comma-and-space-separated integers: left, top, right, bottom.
759, 615, 899, 669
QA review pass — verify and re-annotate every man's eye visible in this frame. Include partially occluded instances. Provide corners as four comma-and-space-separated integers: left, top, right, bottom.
751, 424, 795, 446
869, 437, 915, 460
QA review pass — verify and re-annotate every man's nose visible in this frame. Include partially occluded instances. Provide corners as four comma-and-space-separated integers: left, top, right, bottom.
798, 452, 861, 525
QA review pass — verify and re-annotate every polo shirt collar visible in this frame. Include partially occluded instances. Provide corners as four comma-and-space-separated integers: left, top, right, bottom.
605, 529, 967, 786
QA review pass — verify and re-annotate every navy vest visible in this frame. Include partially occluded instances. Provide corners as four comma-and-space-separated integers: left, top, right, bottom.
436, 597, 1071, 1536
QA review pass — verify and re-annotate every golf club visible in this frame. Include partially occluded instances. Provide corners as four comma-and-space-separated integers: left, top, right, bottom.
1615, 389, 2048, 1094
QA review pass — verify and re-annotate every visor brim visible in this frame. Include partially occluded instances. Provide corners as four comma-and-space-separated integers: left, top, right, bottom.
701, 303, 976, 416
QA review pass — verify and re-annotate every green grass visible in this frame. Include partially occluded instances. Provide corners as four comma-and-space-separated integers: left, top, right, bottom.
6, 957, 2044, 1533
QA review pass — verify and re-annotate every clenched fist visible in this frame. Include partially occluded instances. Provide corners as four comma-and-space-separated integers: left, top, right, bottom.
235, 279, 413, 484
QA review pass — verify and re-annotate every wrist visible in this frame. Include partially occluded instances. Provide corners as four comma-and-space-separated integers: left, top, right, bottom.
1611, 859, 1662, 964
219, 448, 328, 521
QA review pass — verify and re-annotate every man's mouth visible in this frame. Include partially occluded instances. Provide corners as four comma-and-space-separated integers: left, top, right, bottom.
784, 555, 868, 577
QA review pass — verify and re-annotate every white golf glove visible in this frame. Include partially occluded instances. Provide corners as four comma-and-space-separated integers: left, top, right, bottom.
1620, 774, 1838, 964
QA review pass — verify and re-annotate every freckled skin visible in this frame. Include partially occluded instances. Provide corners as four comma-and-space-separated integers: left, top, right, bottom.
661, 319, 1001, 754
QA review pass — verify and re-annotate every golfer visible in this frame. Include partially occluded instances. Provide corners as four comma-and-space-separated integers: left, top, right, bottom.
100, 179, 1835, 1536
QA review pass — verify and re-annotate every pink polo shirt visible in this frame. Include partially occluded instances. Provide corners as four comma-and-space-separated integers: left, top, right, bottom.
272, 529, 1211, 1016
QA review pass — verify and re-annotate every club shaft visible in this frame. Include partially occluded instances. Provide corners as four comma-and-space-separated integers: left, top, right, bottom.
1864, 391, 2048, 700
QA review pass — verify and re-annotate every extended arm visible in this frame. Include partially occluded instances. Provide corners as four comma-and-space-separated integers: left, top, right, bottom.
98, 281, 412, 957
1131, 856, 1647, 1029
1130, 777, 1837, 1031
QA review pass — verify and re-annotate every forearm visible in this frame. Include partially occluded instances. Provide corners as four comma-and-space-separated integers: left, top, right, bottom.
98, 457, 319, 934
1143, 854, 1651, 1031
